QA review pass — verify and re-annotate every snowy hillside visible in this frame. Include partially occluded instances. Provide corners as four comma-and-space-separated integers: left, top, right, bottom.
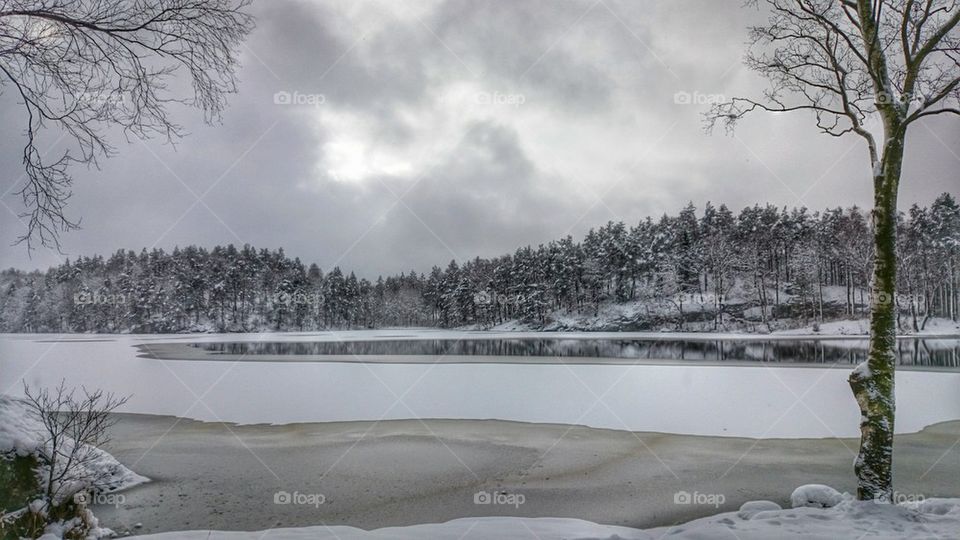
1, 195, 957, 335
487, 289, 960, 335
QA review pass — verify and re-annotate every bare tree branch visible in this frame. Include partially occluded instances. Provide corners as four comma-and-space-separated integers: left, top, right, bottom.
0, 0, 255, 250
21, 381, 130, 506
706, 0, 960, 160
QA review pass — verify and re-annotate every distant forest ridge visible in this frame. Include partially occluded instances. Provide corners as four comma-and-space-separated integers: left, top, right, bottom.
1, 193, 958, 333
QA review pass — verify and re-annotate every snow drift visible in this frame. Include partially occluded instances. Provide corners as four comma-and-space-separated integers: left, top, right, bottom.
136, 488, 960, 540
0, 395, 148, 494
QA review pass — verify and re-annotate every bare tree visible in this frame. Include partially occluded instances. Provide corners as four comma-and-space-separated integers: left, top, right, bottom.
22, 381, 129, 506
707, 0, 959, 501
0, 0, 255, 249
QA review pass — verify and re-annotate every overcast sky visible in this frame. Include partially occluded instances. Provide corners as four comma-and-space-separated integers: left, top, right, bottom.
1, 0, 957, 278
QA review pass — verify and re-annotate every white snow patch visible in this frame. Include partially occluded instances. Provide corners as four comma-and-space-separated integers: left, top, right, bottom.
774, 317, 960, 337
902, 498, 960, 516
914, 317, 960, 336
790, 484, 845, 508
34, 508, 114, 540
737, 500, 782, 519
852, 361, 871, 379
775, 319, 871, 336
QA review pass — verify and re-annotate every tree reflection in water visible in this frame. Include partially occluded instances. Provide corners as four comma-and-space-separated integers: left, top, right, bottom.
194, 338, 960, 368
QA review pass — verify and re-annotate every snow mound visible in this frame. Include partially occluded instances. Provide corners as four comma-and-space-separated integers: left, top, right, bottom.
36, 507, 114, 540
790, 484, 845, 508
1, 396, 51, 455
661, 496, 960, 539
900, 497, 960, 516
0, 395, 148, 494
737, 500, 782, 519
137, 492, 960, 540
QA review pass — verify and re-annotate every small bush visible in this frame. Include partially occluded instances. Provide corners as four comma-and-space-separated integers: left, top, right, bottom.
0, 454, 39, 513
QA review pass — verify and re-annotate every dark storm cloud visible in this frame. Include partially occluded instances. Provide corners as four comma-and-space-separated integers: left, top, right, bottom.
1, 0, 957, 276
428, 0, 618, 112
377, 121, 570, 265
253, 1, 430, 110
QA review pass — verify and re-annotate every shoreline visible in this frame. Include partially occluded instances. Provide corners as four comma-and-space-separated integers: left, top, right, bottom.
7, 329, 960, 340
94, 415, 960, 536
132, 343, 960, 372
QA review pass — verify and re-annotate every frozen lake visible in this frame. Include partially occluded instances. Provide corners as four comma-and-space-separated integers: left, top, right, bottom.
2, 330, 960, 438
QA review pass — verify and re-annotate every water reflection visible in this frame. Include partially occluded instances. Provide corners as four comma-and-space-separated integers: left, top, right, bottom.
194, 338, 960, 368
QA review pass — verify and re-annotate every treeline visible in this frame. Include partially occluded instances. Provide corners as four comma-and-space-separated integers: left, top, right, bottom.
0, 193, 957, 333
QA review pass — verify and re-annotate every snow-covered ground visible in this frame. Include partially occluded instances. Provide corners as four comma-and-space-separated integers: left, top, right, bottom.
489, 313, 960, 335
479, 283, 960, 335
774, 317, 960, 336
774, 318, 873, 335
134, 488, 960, 539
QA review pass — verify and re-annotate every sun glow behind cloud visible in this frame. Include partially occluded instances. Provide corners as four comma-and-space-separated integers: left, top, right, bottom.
324, 137, 415, 183
320, 109, 415, 183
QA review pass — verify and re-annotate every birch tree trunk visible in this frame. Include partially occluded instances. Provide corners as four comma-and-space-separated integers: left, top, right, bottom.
707, 0, 960, 505
848, 131, 904, 501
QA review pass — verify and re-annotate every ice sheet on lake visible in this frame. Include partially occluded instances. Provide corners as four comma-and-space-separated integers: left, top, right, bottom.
2, 332, 959, 438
